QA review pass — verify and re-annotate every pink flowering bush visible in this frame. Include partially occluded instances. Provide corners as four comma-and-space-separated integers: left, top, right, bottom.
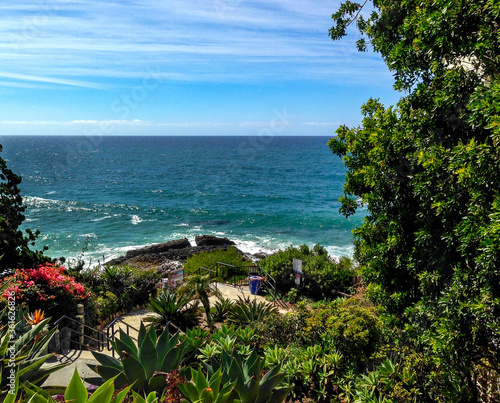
1, 263, 89, 321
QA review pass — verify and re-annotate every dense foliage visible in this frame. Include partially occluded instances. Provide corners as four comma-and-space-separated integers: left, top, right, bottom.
259, 244, 356, 299
74, 265, 161, 324
0, 144, 49, 272
329, 0, 500, 400
184, 247, 253, 276
1, 263, 89, 321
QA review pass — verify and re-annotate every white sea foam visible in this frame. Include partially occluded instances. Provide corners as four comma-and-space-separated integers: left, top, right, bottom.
130, 215, 143, 225
91, 214, 121, 222
79, 233, 97, 239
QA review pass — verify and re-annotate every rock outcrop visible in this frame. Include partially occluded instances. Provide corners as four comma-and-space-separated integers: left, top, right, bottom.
125, 238, 191, 259
195, 235, 235, 247
105, 236, 242, 270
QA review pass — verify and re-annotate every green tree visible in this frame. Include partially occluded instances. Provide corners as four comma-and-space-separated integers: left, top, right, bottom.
0, 144, 48, 271
329, 1, 500, 399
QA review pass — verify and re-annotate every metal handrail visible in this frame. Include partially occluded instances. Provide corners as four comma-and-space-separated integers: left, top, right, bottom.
216, 262, 256, 288
54, 315, 108, 352
256, 265, 278, 303
104, 317, 140, 356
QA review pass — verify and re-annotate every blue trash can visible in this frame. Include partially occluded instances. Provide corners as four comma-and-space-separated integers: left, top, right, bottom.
249, 276, 263, 295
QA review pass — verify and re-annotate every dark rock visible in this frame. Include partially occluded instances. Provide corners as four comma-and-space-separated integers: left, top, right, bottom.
195, 235, 235, 247
252, 252, 269, 261
105, 241, 246, 271
105, 256, 127, 266
125, 238, 191, 259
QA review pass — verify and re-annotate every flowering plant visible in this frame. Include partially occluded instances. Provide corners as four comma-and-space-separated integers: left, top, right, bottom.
1, 263, 89, 319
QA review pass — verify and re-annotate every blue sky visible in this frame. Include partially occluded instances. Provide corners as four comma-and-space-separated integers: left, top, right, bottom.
0, 0, 400, 136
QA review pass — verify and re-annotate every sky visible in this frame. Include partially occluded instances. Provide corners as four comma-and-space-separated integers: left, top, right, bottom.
0, 0, 401, 136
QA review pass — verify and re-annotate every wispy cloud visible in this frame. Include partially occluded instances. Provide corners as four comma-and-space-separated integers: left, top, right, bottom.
0, 71, 110, 89
0, 0, 384, 86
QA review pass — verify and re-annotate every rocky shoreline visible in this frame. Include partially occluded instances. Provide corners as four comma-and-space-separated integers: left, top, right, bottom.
105, 235, 269, 273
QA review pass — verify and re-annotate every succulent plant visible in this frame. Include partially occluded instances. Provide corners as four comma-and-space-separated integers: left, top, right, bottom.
90, 322, 187, 395
20, 369, 135, 403
144, 289, 200, 333
228, 296, 278, 326
203, 349, 292, 403
179, 367, 238, 403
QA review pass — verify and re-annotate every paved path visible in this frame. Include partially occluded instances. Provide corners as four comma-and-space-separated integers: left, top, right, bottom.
42, 282, 284, 387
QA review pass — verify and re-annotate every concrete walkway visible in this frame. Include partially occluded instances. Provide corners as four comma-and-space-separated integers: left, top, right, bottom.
42, 282, 283, 387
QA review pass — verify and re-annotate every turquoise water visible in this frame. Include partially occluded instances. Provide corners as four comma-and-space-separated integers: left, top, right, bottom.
0, 136, 364, 264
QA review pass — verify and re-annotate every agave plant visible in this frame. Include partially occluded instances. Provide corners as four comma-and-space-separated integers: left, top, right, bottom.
202, 349, 292, 403
144, 289, 200, 333
212, 297, 234, 323
90, 322, 187, 395
228, 296, 278, 326
182, 327, 210, 360
179, 367, 238, 403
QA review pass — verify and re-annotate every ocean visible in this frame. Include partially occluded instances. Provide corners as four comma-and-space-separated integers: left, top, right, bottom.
0, 135, 364, 265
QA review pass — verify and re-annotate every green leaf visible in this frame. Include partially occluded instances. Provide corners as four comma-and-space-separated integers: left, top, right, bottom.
122, 355, 147, 391
110, 384, 134, 403
138, 328, 158, 378
64, 369, 88, 403
87, 377, 115, 403
90, 352, 122, 371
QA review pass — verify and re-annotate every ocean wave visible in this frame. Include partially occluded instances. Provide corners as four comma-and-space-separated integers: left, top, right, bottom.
91, 214, 122, 222
24, 196, 95, 212
130, 215, 143, 225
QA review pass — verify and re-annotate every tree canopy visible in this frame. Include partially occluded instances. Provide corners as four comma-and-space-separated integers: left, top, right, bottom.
329, 0, 500, 399
0, 144, 48, 271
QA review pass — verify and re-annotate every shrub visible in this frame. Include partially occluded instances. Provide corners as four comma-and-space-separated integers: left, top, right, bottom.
253, 307, 310, 347
304, 298, 382, 369
1, 263, 89, 321
94, 291, 119, 322
259, 245, 356, 299
184, 247, 252, 277
301, 255, 356, 300
76, 265, 161, 316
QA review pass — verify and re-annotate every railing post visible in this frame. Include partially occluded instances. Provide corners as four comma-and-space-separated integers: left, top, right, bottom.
76, 304, 85, 349
61, 327, 71, 351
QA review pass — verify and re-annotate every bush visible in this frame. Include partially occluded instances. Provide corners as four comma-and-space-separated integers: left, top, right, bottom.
1, 263, 89, 321
259, 244, 357, 299
184, 247, 253, 277
304, 298, 382, 369
94, 291, 119, 322
252, 303, 310, 347
76, 265, 161, 312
